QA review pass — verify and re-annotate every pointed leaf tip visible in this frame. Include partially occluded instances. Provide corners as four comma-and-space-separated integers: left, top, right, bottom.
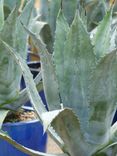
42, 109, 63, 133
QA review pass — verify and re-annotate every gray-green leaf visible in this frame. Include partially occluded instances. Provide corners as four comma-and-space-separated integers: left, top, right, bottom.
23, 25, 60, 110
0, 0, 4, 30
56, 11, 96, 133
51, 109, 93, 156
93, 9, 112, 60
88, 50, 117, 145
0, 131, 67, 156
0, 109, 9, 129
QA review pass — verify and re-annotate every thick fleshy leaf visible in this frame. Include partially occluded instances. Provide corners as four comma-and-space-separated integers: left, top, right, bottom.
110, 122, 117, 142
85, 0, 107, 31
4, 0, 19, 10
57, 11, 96, 132
53, 9, 69, 95
93, 9, 112, 60
0, 0, 34, 110
0, 96, 19, 108
15, 0, 34, 58
91, 122, 117, 155
1, 40, 65, 150
88, 50, 117, 144
40, 0, 61, 36
0, 110, 9, 129
0, 131, 66, 156
62, 0, 78, 24
51, 109, 94, 156
0, 0, 4, 30
23, 25, 60, 110
0, 40, 46, 118
30, 21, 53, 53
94, 142, 117, 156
42, 109, 63, 132
2, 73, 43, 110
110, 26, 117, 51
0, 5, 20, 106
91, 16, 117, 52
3, 0, 20, 19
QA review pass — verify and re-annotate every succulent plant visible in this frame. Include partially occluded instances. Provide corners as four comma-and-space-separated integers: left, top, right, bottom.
0, 0, 44, 131
39, 0, 108, 35
0, 0, 117, 156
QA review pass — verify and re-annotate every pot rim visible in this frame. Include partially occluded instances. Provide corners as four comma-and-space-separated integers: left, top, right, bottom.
3, 106, 40, 127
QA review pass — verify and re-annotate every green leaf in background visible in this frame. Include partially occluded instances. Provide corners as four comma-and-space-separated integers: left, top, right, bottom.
0, 4, 19, 106
40, 0, 61, 37
94, 122, 117, 155
0, 0, 4, 30
30, 21, 53, 53
110, 24, 117, 51
4, 0, 19, 10
0, 39, 46, 118
88, 50, 117, 145
110, 122, 117, 143
85, 0, 107, 31
93, 9, 112, 60
62, 0, 78, 25
15, 0, 34, 58
0, 0, 34, 110
1, 72, 43, 110
94, 142, 117, 156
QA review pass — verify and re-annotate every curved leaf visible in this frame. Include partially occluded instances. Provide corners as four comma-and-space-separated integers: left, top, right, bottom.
110, 26, 117, 51
1, 40, 64, 149
110, 122, 117, 142
0, 131, 67, 156
42, 109, 63, 132
85, 0, 107, 31
0, 5, 19, 106
62, 0, 78, 24
94, 142, 117, 156
23, 25, 61, 110
51, 109, 94, 156
15, 0, 34, 58
30, 21, 53, 53
0, 40, 46, 118
0, 109, 9, 129
57, 11, 96, 133
4, 0, 19, 10
40, 0, 61, 36
93, 9, 112, 60
88, 50, 117, 144
0, 0, 34, 110
2, 73, 43, 110
53, 9, 69, 102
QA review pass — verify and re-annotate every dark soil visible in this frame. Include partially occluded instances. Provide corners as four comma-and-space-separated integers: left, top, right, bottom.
4, 109, 37, 123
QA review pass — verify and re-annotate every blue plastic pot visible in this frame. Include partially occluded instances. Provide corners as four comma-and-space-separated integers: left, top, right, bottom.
0, 107, 47, 156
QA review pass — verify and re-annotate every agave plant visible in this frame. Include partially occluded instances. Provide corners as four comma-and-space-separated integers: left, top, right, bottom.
0, 0, 45, 130
0, 0, 117, 156
39, 0, 108, 35
39, 0, 117, 39
34, 0, 109, 56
